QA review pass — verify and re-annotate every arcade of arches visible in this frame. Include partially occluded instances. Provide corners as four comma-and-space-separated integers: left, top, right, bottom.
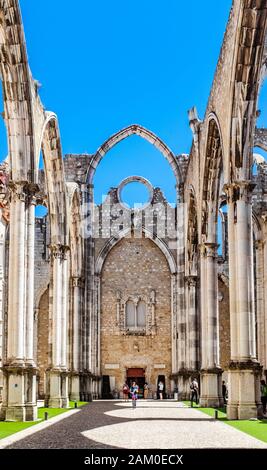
0, 0, 267, 422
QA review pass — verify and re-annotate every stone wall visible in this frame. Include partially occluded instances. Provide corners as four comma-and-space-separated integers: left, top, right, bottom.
37, 289, 49, 399
100, 236, 172, 396
34, 216, 50, 309
218, 278, 230, 370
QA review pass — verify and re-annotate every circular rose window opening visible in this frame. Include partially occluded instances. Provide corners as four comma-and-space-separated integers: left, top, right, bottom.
118, 176, 153, 210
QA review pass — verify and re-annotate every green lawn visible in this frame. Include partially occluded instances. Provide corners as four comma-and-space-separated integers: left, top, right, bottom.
184, 401, 267, 443
0, 401, 88, 440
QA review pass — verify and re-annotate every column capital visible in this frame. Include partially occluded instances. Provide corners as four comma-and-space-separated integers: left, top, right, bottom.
185, 275, 198, 287
71, 276, 85, 288
261, 212, 267, 224
9, 181, 39, 204
199, 242, 218, 258
49, 244, 70, 260
223, 180, 255, 203
255, 239, 264, 250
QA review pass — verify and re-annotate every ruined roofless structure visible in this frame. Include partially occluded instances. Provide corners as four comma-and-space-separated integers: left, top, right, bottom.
0, 0, 267, 422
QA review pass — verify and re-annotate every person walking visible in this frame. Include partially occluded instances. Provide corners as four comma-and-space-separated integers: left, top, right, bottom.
144, 382, 149, 400
158, 381, 164, 400
260, 379, 267, 416
122, 382, 129, 402
190, 378, 199, 407
130, 381, 139, 409
222, 380, 228, 405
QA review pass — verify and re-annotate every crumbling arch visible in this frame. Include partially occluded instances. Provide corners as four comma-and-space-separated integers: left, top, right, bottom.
230, 2, 267, 177
69, 189, 83, 277
186, 189, 198, 276
40, 113, 68, 245
86, 124, 182, 185
0, 0, 35, 181
201, 116, 224, 242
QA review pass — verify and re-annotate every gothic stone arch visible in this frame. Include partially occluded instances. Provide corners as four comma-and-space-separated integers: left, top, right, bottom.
86, 124, 183, 185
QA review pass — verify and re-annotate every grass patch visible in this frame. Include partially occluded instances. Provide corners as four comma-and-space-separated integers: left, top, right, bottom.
183, 401, 267, 443
0, 401, 88, 440
69, 400, 88, 408
0, 421, 39, 440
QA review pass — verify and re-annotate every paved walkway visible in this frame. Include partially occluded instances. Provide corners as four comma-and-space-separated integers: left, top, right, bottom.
4, 401, 267, 449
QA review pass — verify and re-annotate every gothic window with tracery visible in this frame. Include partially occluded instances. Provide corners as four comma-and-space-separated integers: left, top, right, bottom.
125, 299, 146, 331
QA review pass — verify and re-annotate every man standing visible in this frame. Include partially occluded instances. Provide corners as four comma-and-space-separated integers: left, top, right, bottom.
158, 381, 164, 400
190, 378, 199, 407
222, 380, 227, 405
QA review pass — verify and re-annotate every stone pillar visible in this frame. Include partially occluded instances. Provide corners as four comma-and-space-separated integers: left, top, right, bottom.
25, 189, 37, 366
3, 182, 37, 421
48, 245, 69, 408
83, 183, 93, 380
70, 276, 83, 401
176, 190, 187, 395
171, 274, 177, 375
61, 247, 69, 408
96, 274, 101, 377
187, 275, 198, 371
200, 243, 222, 407
262, 214, 267, 378
225, 182, 260, 419
255, 240, 265, 367
0, 217, 7, 407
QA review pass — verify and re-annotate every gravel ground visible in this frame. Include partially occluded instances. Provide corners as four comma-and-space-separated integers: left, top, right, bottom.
5, 400, 267, 449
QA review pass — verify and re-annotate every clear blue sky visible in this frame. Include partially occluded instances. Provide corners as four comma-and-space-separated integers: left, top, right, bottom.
1, 0, 235, 204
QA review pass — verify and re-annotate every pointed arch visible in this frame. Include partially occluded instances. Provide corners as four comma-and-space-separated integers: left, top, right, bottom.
40, 113, 68, 245
95, 226, 177, 275
69, 188, 83, 277
230, 2, 267, 176
86, 124, 182, 184
0, 0, 35, 181
201, 115, 224, 242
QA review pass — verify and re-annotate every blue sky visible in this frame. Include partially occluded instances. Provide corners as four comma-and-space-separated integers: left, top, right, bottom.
1, 0, 235, 204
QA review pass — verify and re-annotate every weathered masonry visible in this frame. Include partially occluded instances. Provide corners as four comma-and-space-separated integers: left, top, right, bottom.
0, 0, 267, 421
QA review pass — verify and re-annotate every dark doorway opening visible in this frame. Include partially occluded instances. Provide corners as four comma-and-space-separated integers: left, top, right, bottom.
127, 368, 145, 398
102, 375, 112, 399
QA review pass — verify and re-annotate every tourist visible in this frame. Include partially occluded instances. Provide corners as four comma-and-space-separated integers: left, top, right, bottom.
190, 378, 199, 406
122, 382, 129, 402
158, 381, 164, 400
260, 379, 267, 416
222, 380, 227, 405
144, 382, 149, 399
130, 381, 139, 408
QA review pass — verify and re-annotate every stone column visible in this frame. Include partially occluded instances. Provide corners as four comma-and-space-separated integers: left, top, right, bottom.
70, 276, 83, 401
262, 214, 267, 378
3, 182, 37, 421
85, 183, 94, 401
225, 182, 260, 419
96, 274, 101, 377
171, 274, 177, 375
25, 189, 37, 366
61, 247, 69, 408
48, 245, 69, 408
25, 187, 38, 420
176, 189, 187, 396
187, 275, 198, 371
255, 240, 265, 367
0, 217, 7, 407
199, 243, 222, 407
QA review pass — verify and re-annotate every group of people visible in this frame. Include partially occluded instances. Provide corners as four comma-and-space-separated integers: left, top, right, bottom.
122, 380, 165, 408
122, 377, 267, 414
190, 378, 228, 407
